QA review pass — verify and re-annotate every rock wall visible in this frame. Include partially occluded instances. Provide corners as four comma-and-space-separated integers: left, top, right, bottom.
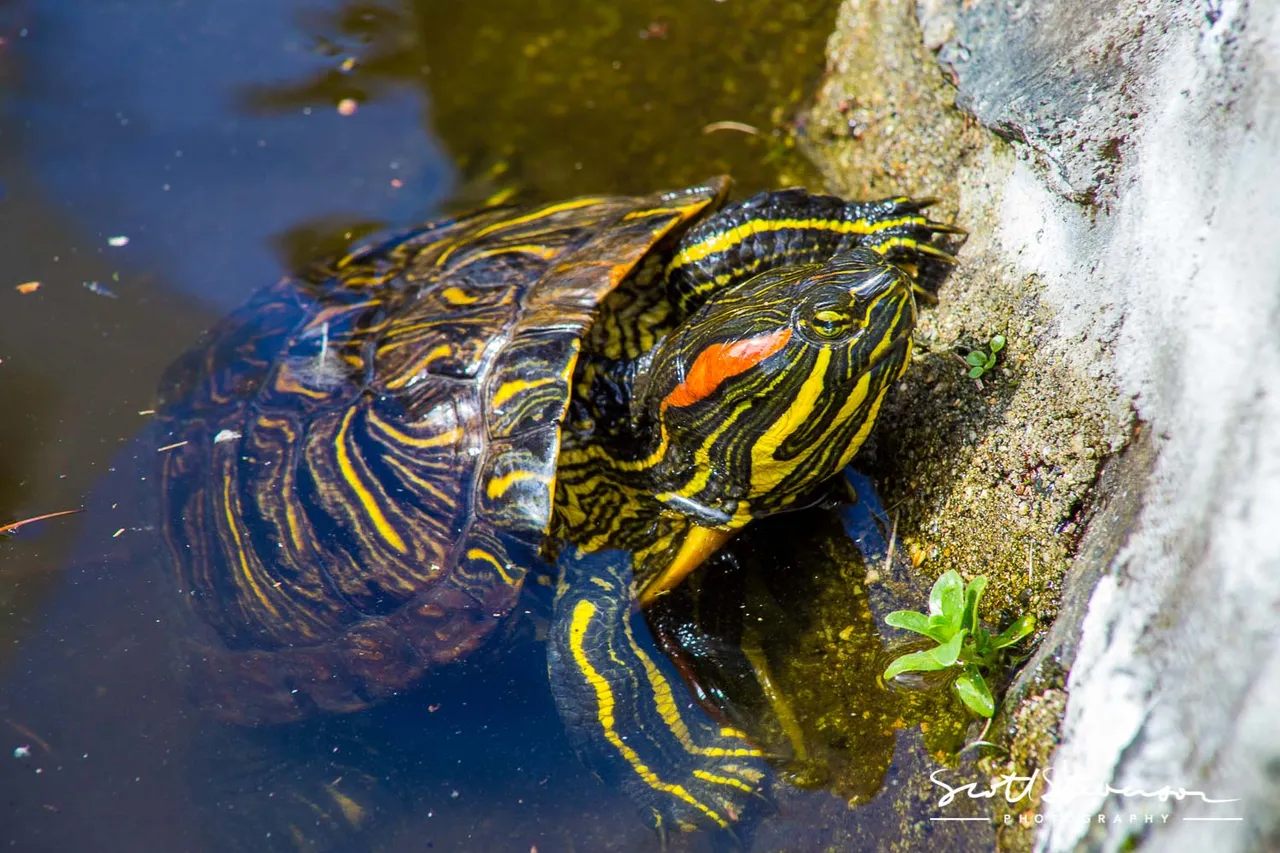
812, 0, 1280, 850
933, 1, 1280, 850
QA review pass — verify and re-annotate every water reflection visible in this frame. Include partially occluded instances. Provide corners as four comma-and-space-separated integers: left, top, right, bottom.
0, 445, 941, 851
237, 0, 837, 201
10, 0, 450, 309
0, 0, 986, 849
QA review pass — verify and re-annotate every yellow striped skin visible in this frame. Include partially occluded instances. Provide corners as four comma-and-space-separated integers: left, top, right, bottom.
556, 249, 917, 594
663, 188, 955, 318
155, 176, 955, 838
548, 546, 770, 837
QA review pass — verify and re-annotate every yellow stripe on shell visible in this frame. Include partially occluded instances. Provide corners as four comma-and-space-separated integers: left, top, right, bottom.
334, 407, 408, 553
381, 344, 453, 389
435, 198, 607, 267
441, 286, 480, 305
273, 366, 338, 399
304, 300, 378, 330
491, 375, 560, 410
364, 413, 465, 450
466, 547, 517, 586
221, 473, 281, 619
379, 454, 457, 507
253, 416, 309, 555
622, 197, 721, 221
485, 469, 543, 500
443, 243, 562, 271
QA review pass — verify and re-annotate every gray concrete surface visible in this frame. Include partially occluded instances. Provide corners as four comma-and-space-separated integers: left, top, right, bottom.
921, 0, 1280, 850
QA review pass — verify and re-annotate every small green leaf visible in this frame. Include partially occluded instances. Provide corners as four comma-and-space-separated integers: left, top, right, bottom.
934, 628, 967, 667
927, 613, 956, 642
954, 667, 995, 717
884, 648, 949, 679
966, 350, 988, 367
884, 609, 933, 637
991, 613, 1037, 650
968, 365, 985, 379
962, 575, 988, 635
989, 335, 1006, 354
930, 570, 965, 627
883, 630, 968, 681
971, 626, 993, 657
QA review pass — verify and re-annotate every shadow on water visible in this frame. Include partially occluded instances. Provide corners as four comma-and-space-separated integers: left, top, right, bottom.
0, 0, 994, 850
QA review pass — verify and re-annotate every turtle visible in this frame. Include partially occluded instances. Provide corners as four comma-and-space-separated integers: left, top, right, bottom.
154, 175, 959, 844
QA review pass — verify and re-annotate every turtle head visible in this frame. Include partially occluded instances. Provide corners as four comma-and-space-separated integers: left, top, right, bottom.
631, 247, 916, 601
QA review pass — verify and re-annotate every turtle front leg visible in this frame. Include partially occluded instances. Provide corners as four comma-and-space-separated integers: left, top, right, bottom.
547, 545, 774, 841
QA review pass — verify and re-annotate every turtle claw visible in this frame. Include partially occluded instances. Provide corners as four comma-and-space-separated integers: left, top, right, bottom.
852, 196, 964, 266
911, 283, 940, 305
925, 221, 968, 236
914, 242, 961, 264
893, 196, 941, 212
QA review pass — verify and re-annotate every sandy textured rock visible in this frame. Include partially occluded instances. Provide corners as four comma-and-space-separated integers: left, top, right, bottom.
961, 2, 1280, 850
932, 1, 1280, 851
809, 0, 1280, 850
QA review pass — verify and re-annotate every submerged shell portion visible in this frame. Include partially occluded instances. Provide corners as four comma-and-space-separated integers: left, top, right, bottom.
158, 179, 729, 724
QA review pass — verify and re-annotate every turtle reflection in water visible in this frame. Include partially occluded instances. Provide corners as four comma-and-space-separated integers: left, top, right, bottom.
157, 175, 959, 846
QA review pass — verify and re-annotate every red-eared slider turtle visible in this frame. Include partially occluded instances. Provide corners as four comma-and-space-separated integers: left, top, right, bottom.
156, 176, 958, 841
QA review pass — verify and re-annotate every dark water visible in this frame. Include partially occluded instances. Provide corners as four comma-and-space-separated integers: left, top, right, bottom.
0, 1, 979, 850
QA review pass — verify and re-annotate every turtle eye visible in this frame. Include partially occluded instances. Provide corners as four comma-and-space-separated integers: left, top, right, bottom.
799, 296, 858, 341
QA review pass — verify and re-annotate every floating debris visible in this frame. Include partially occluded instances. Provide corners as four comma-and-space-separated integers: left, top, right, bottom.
5, 720, 52, 755
112, 528, 126, 538
156, 440, 189, 452
13, 746, 30, 759
639, 21, 670, 40
701, 121, 760, 135
337, 98, 358, 116
107, 235, 129, 247
137, 409, 156, 416
0, 509, 82, 536
213, 429, 242, 444
83, 281, 119, 299
15, 281, 41, 294
339, 57, 357, 73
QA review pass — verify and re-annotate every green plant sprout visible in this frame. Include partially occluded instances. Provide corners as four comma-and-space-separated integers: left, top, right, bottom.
965, 334, 1006, 379
882, 570, 1035, 717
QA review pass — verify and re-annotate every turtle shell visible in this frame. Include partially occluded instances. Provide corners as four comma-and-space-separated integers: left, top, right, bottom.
156, 179, 729, 725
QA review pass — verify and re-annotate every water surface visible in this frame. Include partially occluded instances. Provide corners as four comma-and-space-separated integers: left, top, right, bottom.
0, 1, 978, 849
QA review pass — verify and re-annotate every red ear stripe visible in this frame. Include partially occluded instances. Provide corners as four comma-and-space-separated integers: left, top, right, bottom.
663, 327, 793, 408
